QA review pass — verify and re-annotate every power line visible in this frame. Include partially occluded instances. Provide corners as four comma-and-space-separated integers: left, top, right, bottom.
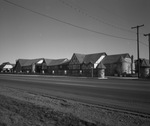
1, 0, 139, 41
58, 0, 136, 34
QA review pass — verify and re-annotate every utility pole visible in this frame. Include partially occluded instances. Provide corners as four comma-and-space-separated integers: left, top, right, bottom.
131, 24, 144, 78
144, 33, 150, 76
91, 66, 93, 78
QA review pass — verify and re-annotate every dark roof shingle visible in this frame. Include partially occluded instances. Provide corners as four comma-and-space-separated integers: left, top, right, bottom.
74, 52, 106, 64
97, 62, 106, 69
74, 53, 85, 63
45, 58, 68, 66
17, 58, 43, 66
102, 53, 130, 64
84, 53, 106, 64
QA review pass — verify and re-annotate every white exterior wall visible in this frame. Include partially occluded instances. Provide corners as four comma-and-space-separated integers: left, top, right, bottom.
122, 58, 132, 74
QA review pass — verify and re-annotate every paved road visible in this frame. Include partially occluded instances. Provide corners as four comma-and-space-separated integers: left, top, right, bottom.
0, 74, 150, 115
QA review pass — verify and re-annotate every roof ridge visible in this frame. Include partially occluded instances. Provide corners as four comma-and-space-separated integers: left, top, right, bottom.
85, 52, 106, 56
53, 58, 68, 60
18, 58, 43, 60
107, 53, 129, 56
74, 53, 85, 55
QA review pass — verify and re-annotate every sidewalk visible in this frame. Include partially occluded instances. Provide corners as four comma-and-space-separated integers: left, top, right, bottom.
106, 76, 138, 80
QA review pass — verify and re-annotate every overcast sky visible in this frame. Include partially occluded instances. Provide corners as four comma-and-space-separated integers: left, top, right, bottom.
0, 0, 150, 64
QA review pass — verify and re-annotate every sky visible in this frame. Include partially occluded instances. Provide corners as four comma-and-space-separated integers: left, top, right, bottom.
0, 0, 150, 64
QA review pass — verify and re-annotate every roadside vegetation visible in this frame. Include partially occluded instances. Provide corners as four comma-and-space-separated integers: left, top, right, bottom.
0, 86, 150, 126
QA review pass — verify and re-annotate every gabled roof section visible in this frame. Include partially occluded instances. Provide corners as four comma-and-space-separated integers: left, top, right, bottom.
83, 52, 106, 64
0, 62, 15, 69
102, 53, 130, 64
97, 62, 106, 69
0, 62, 10, 69
47, 58, 69, 66
44, 59, 54, 66
71, 52, 106, 64
17, 58, 43, 67
59, 59, 70, 65
141, 59, 150, 67
74, 53, 85, 63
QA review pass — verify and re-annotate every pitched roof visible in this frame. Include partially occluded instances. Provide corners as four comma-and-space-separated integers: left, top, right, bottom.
102, 53, 130, 64
84, 53, 106, 64
74, 53, 85, 63
74, 52, 106, 64
0, 62, 10, 69
46, 58, 69, 66
0, 62, 14, 69
44, 59, 54, 66
60, 59, 70, 65
17, 58, 43, 67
